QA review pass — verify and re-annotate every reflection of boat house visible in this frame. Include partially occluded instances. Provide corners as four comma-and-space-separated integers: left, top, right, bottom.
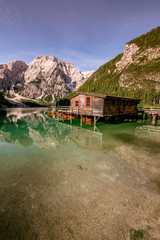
70, 126, 103, 151
70, 123, 136, 152
59, 92, 140, 123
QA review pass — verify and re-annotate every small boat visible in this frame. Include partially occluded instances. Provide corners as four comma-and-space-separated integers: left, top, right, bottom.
48, 111, 54, 115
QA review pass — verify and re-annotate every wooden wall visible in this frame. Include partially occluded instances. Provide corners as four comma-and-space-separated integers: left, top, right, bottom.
70, 95, 104, 116
104, 98, 138, 116
70, 95, 138, 117
92, 97, 104, 116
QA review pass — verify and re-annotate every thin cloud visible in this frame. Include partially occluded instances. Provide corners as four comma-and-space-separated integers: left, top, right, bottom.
51, 48, 110, 71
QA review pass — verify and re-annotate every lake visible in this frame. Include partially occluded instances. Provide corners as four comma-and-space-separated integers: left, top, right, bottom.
0, 108, 160, 240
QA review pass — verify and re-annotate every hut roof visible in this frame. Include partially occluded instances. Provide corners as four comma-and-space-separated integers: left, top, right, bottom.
69, 92, 140, 102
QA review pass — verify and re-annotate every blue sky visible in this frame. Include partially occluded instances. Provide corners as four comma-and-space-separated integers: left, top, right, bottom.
0, 0, 159, 71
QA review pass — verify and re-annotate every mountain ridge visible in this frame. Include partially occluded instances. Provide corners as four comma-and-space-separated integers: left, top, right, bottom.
0, 55, 94, 107
76, 26, 160, 105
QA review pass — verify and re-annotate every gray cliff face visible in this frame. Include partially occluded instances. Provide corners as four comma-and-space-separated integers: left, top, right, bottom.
0, 60, 27, 91
116, 43, 160, 72
0, 56, 94, 102
115, 43, 160, 90
22, 55, 77, 100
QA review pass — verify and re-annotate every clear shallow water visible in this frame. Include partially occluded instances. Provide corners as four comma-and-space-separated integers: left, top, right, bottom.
0, 108, 160, 240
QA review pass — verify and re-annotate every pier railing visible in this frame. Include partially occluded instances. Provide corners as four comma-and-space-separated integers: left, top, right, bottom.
58, 106, 71, 112
138, 107, 160, 114
58, 106, 80, 114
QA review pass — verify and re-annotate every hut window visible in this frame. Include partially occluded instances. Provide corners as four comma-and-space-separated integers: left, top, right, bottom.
86, 97, 91, 106
75, 101, 79, 106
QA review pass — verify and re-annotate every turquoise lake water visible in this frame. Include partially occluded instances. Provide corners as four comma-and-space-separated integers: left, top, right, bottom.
0, 108, 160, 240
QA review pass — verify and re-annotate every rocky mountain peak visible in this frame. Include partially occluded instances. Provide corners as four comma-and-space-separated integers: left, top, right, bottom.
0, 55, 94, 103
22, 55, 94, 100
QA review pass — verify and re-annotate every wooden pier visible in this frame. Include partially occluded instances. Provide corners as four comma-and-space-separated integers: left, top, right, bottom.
138, 107, 160, 124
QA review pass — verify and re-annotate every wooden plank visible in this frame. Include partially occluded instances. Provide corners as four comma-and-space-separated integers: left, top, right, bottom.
93, 98, 104, 116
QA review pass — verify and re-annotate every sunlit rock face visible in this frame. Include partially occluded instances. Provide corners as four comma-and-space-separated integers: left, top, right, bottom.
0, 56, 94, 102
115, 43, 160, 89
0, 60, 27, 90
115, 43, 140, 71
116, 43, 160, 72
22, 55, 94, 99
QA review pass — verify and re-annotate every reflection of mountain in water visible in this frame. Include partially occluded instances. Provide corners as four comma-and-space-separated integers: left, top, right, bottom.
0, 110, 71, 149
0, 109, 160, 164
0, 109, 137, 152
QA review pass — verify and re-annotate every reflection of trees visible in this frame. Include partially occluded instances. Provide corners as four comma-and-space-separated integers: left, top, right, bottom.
0, 110, 6, 129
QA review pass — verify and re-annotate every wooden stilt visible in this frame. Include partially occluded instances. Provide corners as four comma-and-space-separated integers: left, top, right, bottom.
152, 114, 157, 125
80, 115, 82, 126
70, 114, 72, 123
142, 112, 144, 120
94, 116, 96, 131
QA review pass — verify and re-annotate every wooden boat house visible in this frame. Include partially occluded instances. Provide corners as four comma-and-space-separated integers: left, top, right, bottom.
58, 92, 140, 124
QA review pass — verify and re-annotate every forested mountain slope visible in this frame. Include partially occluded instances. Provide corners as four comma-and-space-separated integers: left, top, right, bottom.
78, 27, 160, 105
